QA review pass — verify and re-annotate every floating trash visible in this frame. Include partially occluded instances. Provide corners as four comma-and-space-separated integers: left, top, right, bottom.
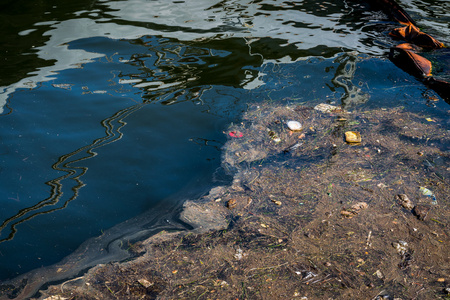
138, 279, 153, 288
219, 281, 229, 287
234, 247, 244, 260
341, 202, 368, 218
226, 199, 237, 209
287, 120, 302, 131
392, 240, 408, 255
269, 195, 282, 205
351, 202, 368, 210
396, 194, 414, 210
419, 186, 437, 205
268, 129, 281, 143
314, 103, 340, 113
229, 131, 243, 138
374, 270, 383, 279
345, 131, 361, 143
272, 199, 282, 206
283, 142, 303, 153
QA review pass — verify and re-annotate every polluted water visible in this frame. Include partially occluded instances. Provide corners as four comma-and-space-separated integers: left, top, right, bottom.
0, 0, 449, 299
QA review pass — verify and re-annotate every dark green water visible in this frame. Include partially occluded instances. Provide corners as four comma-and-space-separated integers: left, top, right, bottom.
0, 0, 448, 283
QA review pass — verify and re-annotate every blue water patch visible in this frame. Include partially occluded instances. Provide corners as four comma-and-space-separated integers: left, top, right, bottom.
0, 36, 248, 280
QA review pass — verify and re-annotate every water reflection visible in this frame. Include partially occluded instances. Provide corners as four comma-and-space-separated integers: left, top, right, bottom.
1, 32, 273, 244
1, 0, 395, 113
0, 103, 144, 243
103, 0, 388, 56
0, 31, 259, 280
332, 53, 370, 108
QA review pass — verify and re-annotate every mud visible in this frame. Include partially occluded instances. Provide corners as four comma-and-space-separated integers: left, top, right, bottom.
12, 102, 450, 299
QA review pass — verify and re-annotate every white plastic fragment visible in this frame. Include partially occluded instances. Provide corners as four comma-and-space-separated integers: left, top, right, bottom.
234, 247, 244, 260
138, 279, 154, 288
374, 270, 383, 279
287, 120, 302, 131
220, 281, 229, 287
392, 240, 408, 255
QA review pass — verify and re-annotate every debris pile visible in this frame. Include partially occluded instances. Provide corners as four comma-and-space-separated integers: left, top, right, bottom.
32, 102, 449, 300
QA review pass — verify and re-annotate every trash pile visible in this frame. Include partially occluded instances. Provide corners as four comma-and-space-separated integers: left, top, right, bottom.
33, 101, 449, 300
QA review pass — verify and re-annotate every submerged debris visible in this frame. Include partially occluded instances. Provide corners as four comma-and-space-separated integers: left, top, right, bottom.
413, 204, 431, 220
396, 194, 414, 210
283, 142, 303, 153
268, 129, 281, 143
341, 202, 368, 218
